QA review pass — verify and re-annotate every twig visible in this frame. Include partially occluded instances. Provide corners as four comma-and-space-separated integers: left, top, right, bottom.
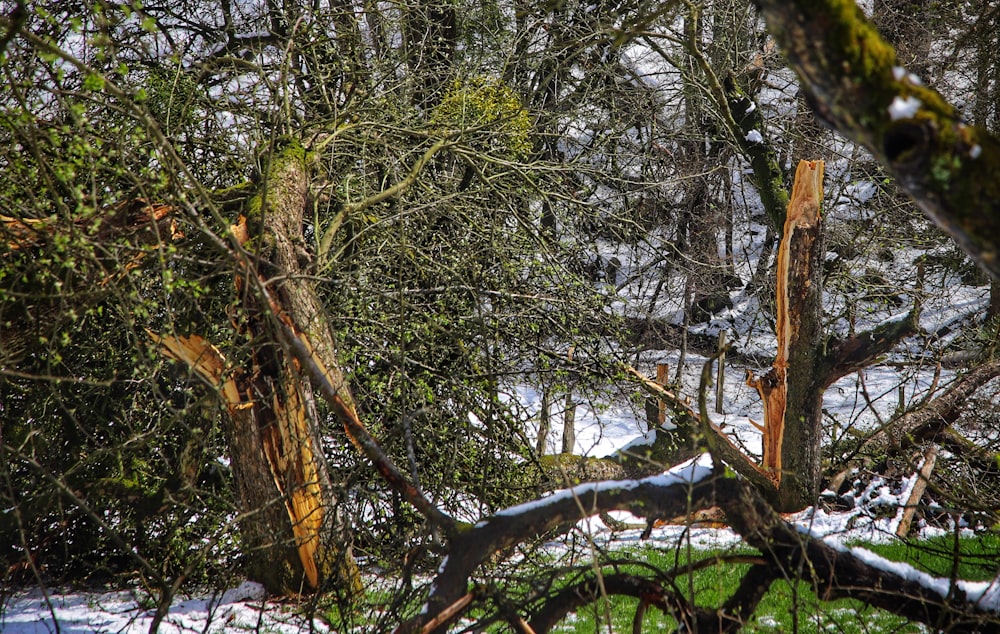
419, 591, 477, 634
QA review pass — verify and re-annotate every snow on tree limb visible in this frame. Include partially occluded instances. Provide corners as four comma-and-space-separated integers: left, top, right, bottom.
398, 455, 1000, 632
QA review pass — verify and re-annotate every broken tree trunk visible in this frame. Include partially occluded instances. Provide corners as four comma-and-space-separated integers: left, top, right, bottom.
755, 0, 1000, 280
623, 158, 918, 511
230, 141, 361, 595
153, 141, 361, 595
747, 160, 826, 505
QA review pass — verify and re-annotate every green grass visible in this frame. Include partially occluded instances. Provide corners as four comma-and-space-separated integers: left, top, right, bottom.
549, 532, 1000, 633
857, 531, 1000, 582
310, 532, 1000, 632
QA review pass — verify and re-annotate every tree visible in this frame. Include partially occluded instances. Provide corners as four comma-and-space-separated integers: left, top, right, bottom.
0, 0, 627, 602
6, 0, 1000, 631
398, 0, 1000, 626
754, 0, 1000, 279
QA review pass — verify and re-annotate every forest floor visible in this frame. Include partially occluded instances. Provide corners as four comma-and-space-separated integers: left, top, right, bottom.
4, 352, 991, 633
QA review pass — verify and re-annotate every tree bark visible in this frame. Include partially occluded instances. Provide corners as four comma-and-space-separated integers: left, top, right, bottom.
232, 140, 361, 595
153, 141, 361, 595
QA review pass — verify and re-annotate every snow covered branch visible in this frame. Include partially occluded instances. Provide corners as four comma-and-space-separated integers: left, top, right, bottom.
399, 456, 1000, 632
396, 456, 719, 633
718, 475, 1000, 632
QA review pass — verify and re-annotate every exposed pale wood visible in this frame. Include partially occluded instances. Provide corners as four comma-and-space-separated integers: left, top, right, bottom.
151, 146, 362, 594
896, 445, 938, 538
418, 591, 476, 634
149, 328, 323, 589
260, 365, 323, 589
746, 160, 824, 483
146, 332, 240, 408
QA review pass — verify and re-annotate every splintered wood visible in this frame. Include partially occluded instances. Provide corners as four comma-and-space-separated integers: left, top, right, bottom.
149, 328, 324, 589
148, 213, 328, 591
747, 160, 824, 484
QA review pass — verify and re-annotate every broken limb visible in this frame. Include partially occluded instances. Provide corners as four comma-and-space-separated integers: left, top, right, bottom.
396, 461, 1000, 633
856, 359, 1000, 456
717, 476, 1000, 631
394, 459, 719, 634
621, 361, 777, 494
819, 307, 921, 388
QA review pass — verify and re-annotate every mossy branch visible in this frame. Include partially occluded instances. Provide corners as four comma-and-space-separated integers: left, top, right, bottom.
681, 1, 788, 232
755, 0, 1000, 278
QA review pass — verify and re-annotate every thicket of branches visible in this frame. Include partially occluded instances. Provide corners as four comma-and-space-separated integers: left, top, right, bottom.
3, 0, 1000, 631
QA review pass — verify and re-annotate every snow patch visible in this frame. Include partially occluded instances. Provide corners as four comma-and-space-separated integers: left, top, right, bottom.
745, 129, 763, 143
888, 95, 922, 120
892, 65, 923, 85
490, 454, 714, 519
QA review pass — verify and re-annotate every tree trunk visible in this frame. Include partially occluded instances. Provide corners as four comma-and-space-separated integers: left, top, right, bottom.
747, 160, 826, 511
740, 159, 918, 511
235, 141, 361, 595
153, 141, 361, 595
625, 159, 917, 511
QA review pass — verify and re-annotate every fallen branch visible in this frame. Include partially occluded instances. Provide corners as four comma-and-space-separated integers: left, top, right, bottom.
717, 475, 1000, 631
857, 359, 1000, 456
395, 460, 720, 634
895, 444, 938, 538
397, 460, 1000, 633
621, 362, 777, 493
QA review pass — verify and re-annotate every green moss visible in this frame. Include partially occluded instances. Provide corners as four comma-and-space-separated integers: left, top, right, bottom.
430, 76, 532, 160
538, 453, 626, 487
243, 139, 308, 248
812, 0, 894, 82
930, 153, 962, 187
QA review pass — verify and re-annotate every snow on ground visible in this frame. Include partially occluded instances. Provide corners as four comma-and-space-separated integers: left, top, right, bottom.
0, 581, 310, 634
7, 355, 997, 632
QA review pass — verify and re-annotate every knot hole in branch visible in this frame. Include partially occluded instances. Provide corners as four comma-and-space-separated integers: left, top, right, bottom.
884, 120, 931, 166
